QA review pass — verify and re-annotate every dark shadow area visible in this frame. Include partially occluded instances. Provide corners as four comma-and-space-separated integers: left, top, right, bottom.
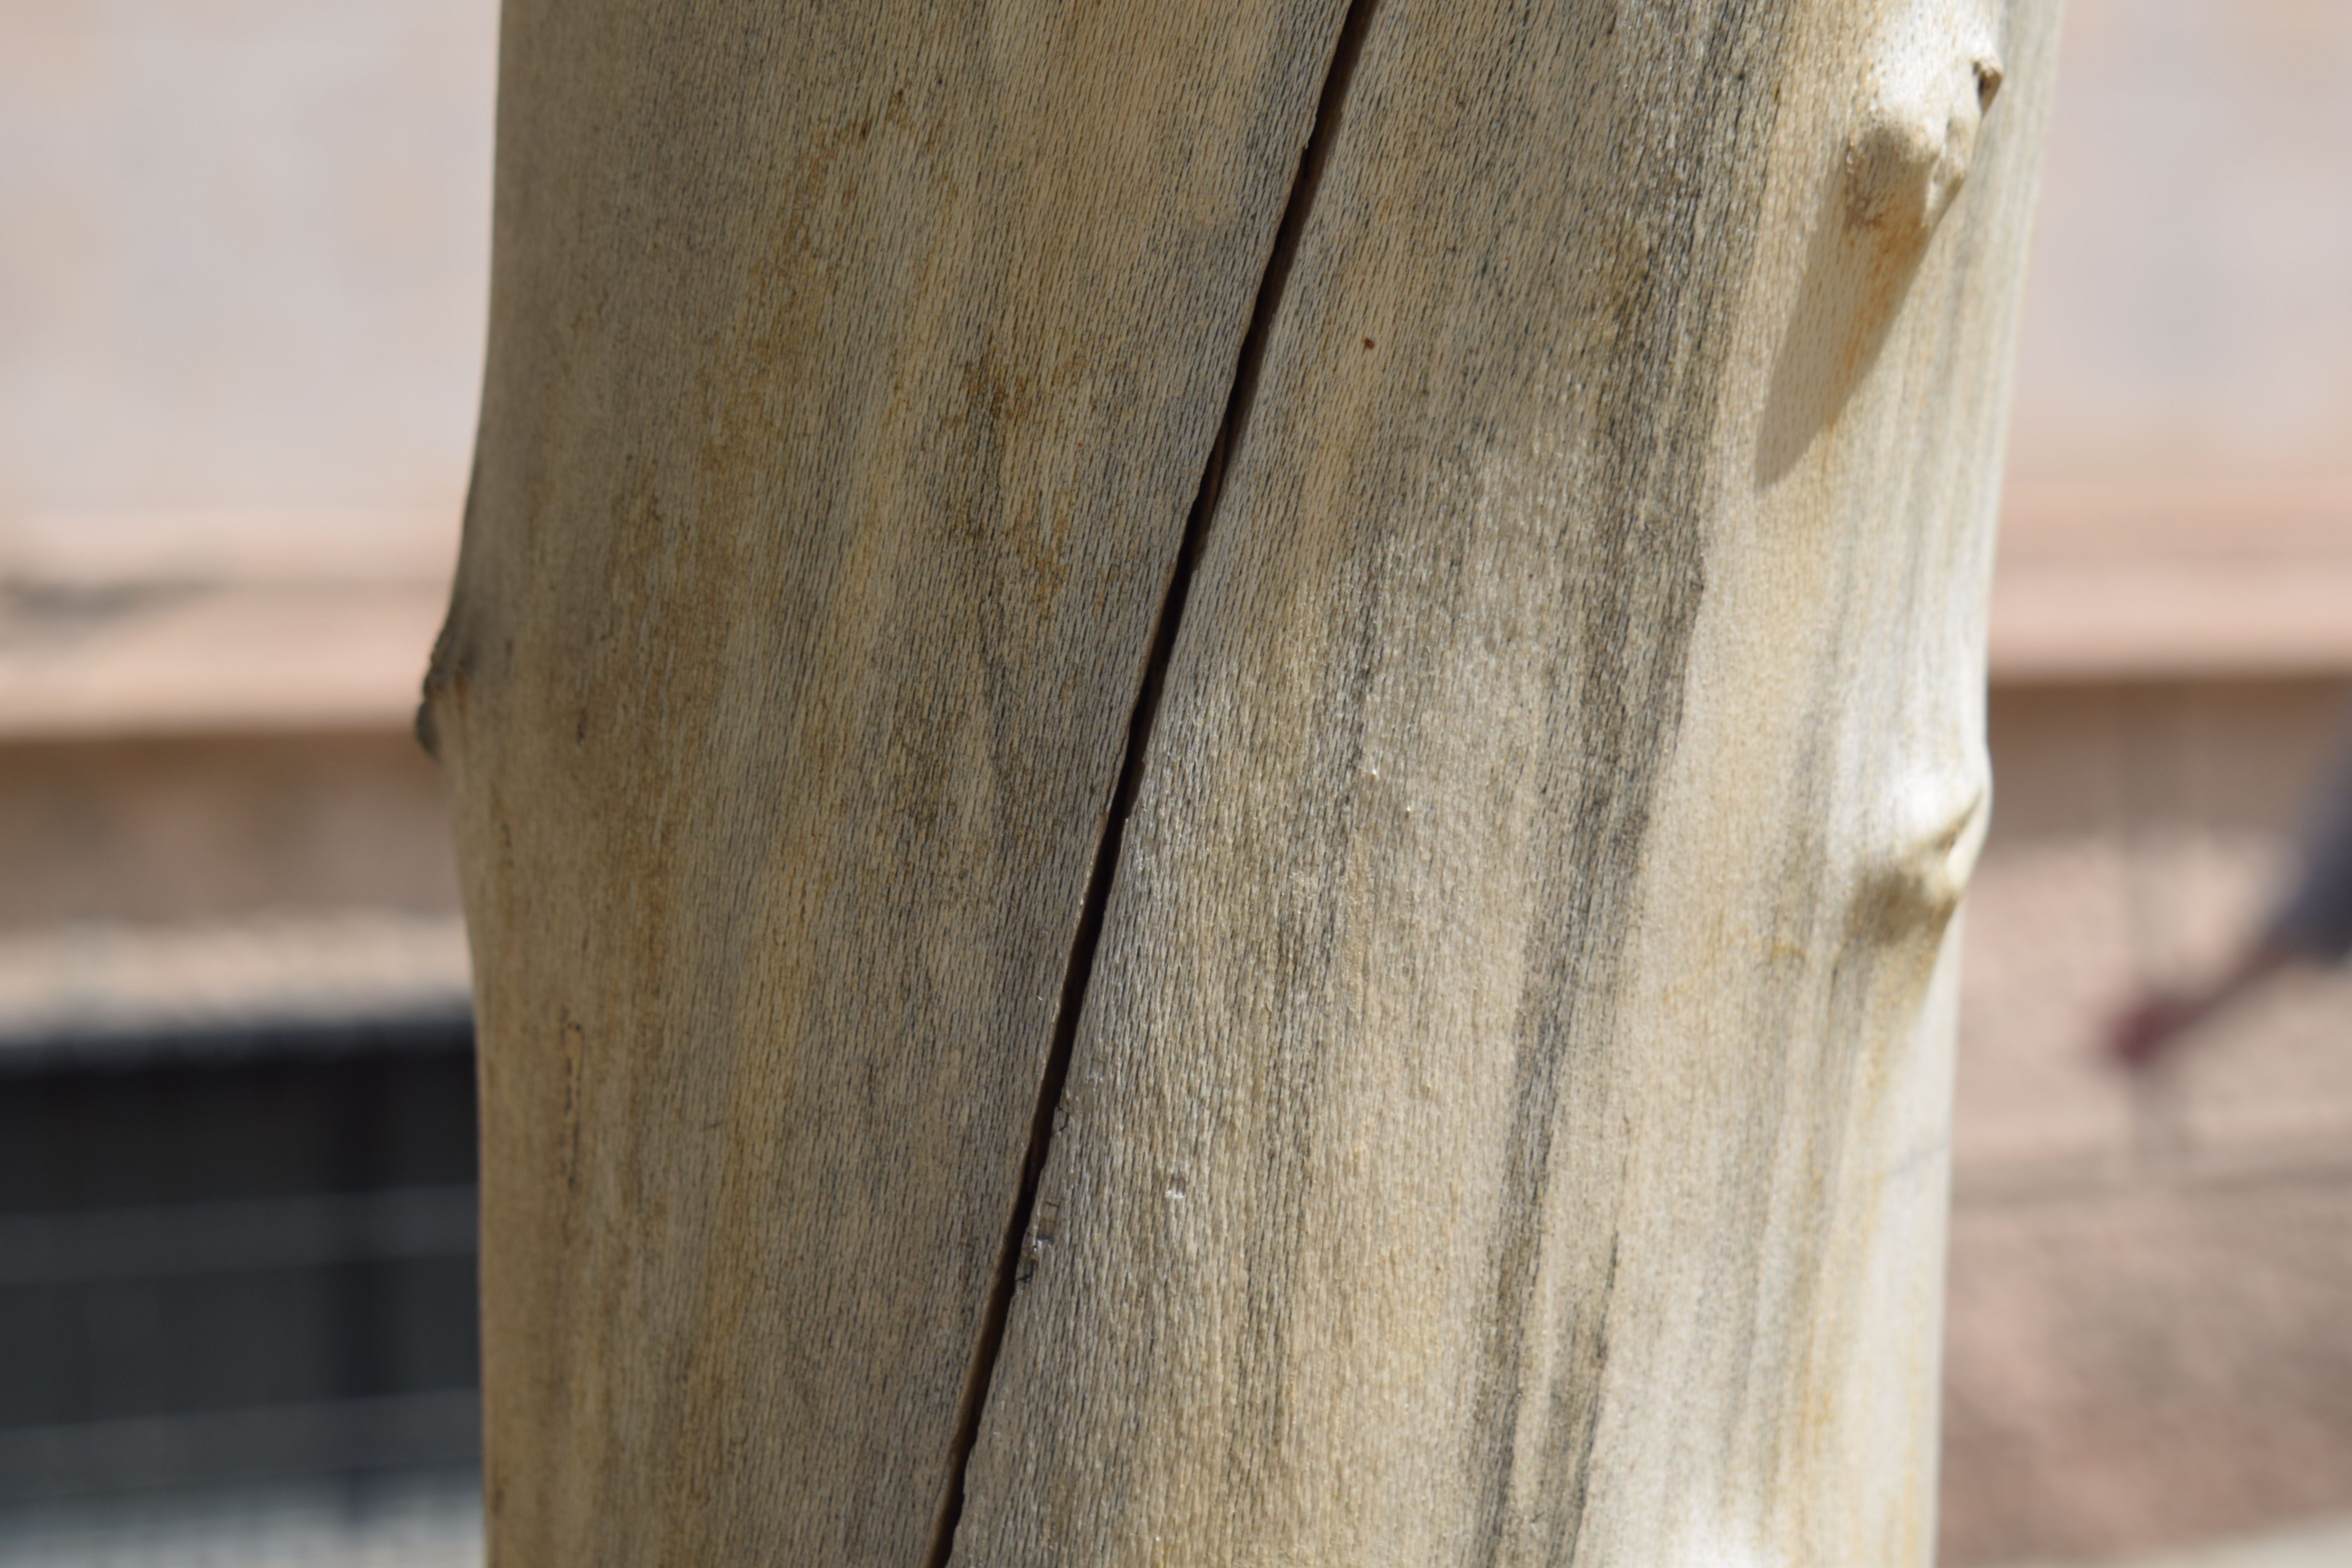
0, 1013, 479, 1511
1755, 171, 1935, 486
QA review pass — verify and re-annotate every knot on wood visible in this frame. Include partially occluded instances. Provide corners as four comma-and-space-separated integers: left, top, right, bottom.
1848, 777, 1990, 949
1846, 3, 2004, 240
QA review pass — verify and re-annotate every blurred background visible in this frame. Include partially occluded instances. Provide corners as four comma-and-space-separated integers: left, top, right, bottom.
1, 0, 2348, 1563
2, 0, 487, 1561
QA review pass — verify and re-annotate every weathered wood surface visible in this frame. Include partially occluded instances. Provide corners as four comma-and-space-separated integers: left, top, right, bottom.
425, 0, 2057, 1562
958, 1, 2057, 1559
427, 1, 1354, 1558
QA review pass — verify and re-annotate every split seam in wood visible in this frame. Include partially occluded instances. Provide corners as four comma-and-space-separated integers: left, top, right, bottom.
920, 1, 1385, 1560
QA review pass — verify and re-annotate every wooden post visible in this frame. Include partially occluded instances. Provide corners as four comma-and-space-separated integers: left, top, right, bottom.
423, 0, 2058, 1561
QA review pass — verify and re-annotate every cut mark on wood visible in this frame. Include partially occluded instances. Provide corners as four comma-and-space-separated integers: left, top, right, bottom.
919, 1, 1384, 1562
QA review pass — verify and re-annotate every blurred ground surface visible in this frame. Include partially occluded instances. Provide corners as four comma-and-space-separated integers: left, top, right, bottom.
0, 1473, 480, 1568
2005, 1512, 2352, 1568
1945, 683, 2352, 1564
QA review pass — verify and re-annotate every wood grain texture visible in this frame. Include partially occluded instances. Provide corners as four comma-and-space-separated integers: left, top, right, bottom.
424, 1, 1349, 1560
429, 0, 2058, 1562
954, 1, 2056, 1563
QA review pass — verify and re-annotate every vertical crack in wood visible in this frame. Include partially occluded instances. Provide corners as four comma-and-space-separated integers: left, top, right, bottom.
920, 1, 1384, 1561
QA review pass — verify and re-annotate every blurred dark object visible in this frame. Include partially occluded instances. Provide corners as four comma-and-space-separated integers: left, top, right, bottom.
0, 1012, 478, 1508
2105, 712, 2352, 1067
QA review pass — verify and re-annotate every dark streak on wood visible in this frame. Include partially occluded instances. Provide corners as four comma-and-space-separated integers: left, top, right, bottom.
1456, 4, 1792, 1560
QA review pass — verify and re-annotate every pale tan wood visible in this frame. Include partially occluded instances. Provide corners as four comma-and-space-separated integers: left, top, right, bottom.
956, 1, 2056, 1562
431, 0, 2057, 1562
426, 2, 1351, 1561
